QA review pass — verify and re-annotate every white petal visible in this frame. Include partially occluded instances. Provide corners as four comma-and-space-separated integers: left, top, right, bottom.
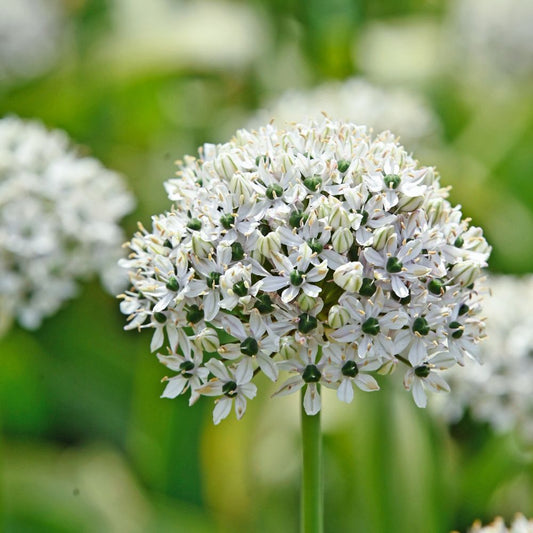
258, 353, 279, 381
240, 382, 257, 399
391, 276, 409, 298
408, 339, 426, 366
302, 283, 321, 297
213, 398, 232, 425
150, 327, 165, 352
206, 359, 230, 380
166, 325, 179, 351
153, 292, 174, 313
234, 395, 248, 420
337, 379, 354, 403
235, 357, 254, 385
426, 373, 451, 393
261, 276, 289, 292
363, 247, 385, 267
204, 291, 219, 321
412, 380, 427, 408
281, 285, 300, 303
161, 376, 187, 398
272, 376, 304, 397
354, 374, 380, 392
304, 384, 321, 415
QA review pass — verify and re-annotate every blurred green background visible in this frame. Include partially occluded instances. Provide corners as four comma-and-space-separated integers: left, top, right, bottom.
1, 0, 532, 531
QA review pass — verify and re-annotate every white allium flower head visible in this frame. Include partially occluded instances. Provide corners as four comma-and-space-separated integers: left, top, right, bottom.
449, 0, 533, 80
119, 119, 490, 424
458, 514, 533, 533
0, 116, 135, 333
248, 78, 440, 148
435, 275, 533, 442
0, 0, 64, 83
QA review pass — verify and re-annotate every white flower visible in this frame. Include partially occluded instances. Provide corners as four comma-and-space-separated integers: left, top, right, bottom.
449, 0, 533, 81
199, 359, 257, 424
248, 77, 440, 148
120, 119, 490, 422
0, 0, 65, 83
434, 275, 533, 442
322, 343, 380, 403
0, 117, 134, 332
403, 353, 454, 408
158, 347, 209, 405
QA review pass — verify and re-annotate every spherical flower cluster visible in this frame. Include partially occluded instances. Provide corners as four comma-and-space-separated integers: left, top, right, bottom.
119, 120, 490, 424
449, 0, 533, 80
458, 514, 533, 533
435, 275, 533, 442
0, 0, 64, 83
248, 77, 439, 148
0, 116, 135, 332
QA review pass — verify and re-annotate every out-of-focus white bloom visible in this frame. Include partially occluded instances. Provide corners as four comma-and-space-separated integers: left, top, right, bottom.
248, 77, 440, 148
0, 0, 64, 83
457, 514, 533, 533
357, 18, 444, 84
119, 119, 490, 423
0, 117, 135, 332
435, 275, 533, 442
449, 0, 533, 81
99, 0, 267, 75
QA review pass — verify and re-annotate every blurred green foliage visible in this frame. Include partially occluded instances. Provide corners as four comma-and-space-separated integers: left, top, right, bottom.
1, 0, 532, 531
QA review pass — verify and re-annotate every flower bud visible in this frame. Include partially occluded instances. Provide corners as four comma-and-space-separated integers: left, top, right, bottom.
396, 194, 424, 213
427, 198, 445, 225
333, 261, 364, 293
257, 231, 281, 257
298, 293, 317, 312
215, 153, 237, 179
279, 336, 298, 359
191, 234, 212, 257
332, 227, 354, 253
329, 204, 351, 229
451, 260, 480, 286
378, 358, 397, 375
229, 174, 253, 203
196, 328, 220, 352
328, 305, 350, 328
372, 225, 395, 250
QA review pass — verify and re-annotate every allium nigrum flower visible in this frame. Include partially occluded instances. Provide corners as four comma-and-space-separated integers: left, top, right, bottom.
119, 119, 490, 424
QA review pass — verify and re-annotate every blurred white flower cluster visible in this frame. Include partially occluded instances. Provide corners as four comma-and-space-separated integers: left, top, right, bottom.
451, 0, 533, 80
249, 78, 439, 148
0, 117, 135, 333
461, 514, 533, 533
119, 119, 490, 425
100, 0, 267, 74
436, 275, 533, 442
0, 0, 64, 83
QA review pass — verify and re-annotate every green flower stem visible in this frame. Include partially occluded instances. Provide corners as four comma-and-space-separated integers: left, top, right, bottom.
301, 386, 323, 533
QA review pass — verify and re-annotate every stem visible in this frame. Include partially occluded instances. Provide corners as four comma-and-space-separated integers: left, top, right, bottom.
300, 386, 323, 533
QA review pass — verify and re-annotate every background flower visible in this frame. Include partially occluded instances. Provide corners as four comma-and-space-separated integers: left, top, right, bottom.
248, 77, 440, 149
0, 116, 135, 332
0, 0, 66, 83
434, 275, 533, 442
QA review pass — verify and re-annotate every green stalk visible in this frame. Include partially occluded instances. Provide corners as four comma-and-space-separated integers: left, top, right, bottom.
300, 386, 323, 533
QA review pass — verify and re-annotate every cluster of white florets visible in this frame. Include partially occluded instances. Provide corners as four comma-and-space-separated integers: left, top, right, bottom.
0, 116, 135, 332
119, 120, 490, 424
436, 275, 533, 442
460, 514, 533, 533
450, 0, 533, 80
0, 0, 64, 83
